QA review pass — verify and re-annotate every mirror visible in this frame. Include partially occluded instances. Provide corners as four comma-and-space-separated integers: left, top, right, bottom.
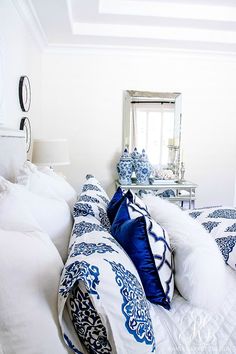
123, 90, 182, 174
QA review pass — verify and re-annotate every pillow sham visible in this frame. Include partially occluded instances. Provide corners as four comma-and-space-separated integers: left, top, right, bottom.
79, 174, 110, 206
74, 174, 111, 230
107, 187, 128, 223
0, 176, 72, 262
189, 206, 236, 271
111, 197, 174, 309
17, 161, 77, 210
59, 212, 155, 354
0, 228, 70, 354
143, 195, 227, 311
107, 187, 149, 224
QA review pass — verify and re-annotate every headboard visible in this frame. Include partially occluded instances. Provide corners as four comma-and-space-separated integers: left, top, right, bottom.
0, 130, 26, 181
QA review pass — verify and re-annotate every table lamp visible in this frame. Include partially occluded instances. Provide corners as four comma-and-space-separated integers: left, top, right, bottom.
32, 139, 70, 168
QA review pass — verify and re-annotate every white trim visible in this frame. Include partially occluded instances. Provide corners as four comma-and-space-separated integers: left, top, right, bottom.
72, 23, 236, 44
43, 43, 236, 62
12, 0, 48, 49
0, 128, 25, 138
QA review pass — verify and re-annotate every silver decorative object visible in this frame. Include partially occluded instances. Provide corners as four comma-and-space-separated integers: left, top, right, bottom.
180, 162, 186, 182
168, 144, 180, 178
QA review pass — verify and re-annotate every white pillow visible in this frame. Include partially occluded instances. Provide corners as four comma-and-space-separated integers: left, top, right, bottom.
17, 161, 77, 210
0, 177, 73, 262
143, 195, 227, 311
0, 228, 69, 354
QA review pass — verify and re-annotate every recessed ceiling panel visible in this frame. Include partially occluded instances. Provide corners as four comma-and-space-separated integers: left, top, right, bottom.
26, 0, 236, 52
99, 0, 236, 22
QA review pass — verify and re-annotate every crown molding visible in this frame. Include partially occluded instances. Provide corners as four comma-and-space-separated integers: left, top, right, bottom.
11, 0, 47, 50
43, 42, 236, 62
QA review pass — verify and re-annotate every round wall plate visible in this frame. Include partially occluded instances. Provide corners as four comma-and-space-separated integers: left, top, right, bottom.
19, 76, 31, 112
20, 117, 31, 153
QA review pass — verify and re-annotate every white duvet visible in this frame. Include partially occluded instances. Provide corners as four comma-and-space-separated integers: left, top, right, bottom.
78, 265, 236, 354
151, 265, 236, 354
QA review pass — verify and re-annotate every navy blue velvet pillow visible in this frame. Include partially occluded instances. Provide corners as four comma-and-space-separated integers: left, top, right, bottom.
111, 198, 172, 309
107, 188, 133, 224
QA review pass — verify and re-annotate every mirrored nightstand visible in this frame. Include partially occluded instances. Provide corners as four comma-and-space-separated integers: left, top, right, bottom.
115, 179, 198, 209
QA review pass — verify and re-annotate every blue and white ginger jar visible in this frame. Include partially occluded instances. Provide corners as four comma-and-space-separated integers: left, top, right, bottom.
117, 148, 133, 185
134, 149, 152, 185
131, 147, 141, 161
131, 147, 141, 168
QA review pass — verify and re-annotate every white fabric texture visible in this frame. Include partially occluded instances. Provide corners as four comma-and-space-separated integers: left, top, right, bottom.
17, 161, 77, 210
143, 195, 226, 311
0, 176, 73, 262
151, 267, 236, 354
0, 228, 70, 354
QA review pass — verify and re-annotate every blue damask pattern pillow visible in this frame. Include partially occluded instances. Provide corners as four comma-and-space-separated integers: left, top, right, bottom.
189, 206, 236, 271
111, 197, 174, 309
59, 212, 156, 354
74, 175, 111, 230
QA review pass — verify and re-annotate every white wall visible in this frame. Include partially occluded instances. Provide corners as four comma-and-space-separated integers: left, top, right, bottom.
1, 2, 235, 208
0, 0, 41, 132
40, 49, 236, 207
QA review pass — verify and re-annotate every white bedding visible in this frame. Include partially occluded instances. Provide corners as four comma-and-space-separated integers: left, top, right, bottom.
1, 145, 236, 354
151, 266, 236, 354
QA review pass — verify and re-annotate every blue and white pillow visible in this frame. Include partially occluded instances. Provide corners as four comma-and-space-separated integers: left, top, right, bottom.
111, 196, 174, 309
74, 175, 111, 231
107, 187, 129, 224
59, 214, 156, 353
107, 187, 150, 224
189, 206, 236, 271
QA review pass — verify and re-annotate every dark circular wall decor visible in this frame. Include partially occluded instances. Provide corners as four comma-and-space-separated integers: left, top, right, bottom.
18, 76, 31, 112
20, 117, 31, 153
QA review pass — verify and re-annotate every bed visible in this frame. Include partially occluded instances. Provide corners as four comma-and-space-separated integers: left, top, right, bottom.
1, 131, 236, 354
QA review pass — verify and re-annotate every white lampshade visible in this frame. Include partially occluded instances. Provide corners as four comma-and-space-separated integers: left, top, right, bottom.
32, 139, 70, 166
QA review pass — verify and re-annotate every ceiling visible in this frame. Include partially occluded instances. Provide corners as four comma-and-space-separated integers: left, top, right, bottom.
15, 0, 236, 53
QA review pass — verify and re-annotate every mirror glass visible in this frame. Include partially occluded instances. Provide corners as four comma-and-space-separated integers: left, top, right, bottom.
123, 90, 182, 170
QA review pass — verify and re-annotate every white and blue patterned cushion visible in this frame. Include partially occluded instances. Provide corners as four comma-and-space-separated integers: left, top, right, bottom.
112, 195, 174, 308
73, 175, 111, 231
127, 192, 174, 304
133, 195, 174, 304
59, 211, 156, 354
107, 187, 149, 224
189, 206, 236, 271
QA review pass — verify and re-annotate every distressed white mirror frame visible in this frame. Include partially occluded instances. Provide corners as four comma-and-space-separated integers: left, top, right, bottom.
123, 90, 182, 173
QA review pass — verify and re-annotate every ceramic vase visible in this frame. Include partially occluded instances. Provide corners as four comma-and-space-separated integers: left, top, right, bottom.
134, 149, 152, 184
117, 148, 133, 185
131, 147, 141, 172
131, 147, 141, 161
